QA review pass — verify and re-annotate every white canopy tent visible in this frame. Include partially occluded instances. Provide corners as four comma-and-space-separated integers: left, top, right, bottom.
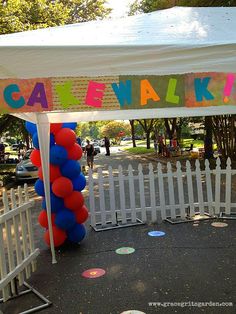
0, 6, 236, 263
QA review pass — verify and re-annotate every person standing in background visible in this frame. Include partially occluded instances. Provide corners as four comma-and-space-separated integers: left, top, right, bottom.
84, 139, 95, 169
104, 136, 110, 156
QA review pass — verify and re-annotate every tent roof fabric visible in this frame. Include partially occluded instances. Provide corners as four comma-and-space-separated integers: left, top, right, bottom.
0, 7, 236, 78
1, 6, 236, 46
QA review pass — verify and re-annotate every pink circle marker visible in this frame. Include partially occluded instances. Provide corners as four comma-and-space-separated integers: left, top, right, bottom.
82, 268, 106, 279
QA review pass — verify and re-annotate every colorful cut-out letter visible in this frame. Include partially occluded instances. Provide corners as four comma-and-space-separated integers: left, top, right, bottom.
166, 78, 180, 104
27, 82, 48, 108
140, 79, 160, 106
194, 77, 214, 102
112, 80, 132, 107
85, 81, 105, 108
4, 84, 25, 109
55, 81, 80, 109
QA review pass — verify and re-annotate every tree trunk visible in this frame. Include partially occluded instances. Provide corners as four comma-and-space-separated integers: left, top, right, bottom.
137, 119, 155, 149
212, 115, 236, 162
146, 131, 151, 149
129, 120, 136, 148
164, 118, 177, 141
204, 116, 214, 159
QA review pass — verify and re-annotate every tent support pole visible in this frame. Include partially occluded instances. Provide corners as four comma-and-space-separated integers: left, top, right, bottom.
36, 113, 57, 264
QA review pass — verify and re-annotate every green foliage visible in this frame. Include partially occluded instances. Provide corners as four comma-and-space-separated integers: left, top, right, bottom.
0, 115, 30, 146
129, 0, 236, 15
100, 121, 131, 140
76, 120, 111, 140
0, 0, 111, 35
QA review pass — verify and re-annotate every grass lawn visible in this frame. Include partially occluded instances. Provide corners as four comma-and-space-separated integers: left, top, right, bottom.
120, 138, 218, 155
121, 147, 155, 154
0, 164, 16, 172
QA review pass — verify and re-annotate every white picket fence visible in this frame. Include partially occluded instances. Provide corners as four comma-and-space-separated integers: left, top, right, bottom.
0, 184, 39, 302
88, 158, 236, 229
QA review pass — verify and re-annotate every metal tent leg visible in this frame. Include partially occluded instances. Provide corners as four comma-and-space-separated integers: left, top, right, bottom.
0, 281, 52, 314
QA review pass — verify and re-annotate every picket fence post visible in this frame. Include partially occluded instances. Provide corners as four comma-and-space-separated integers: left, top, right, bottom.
118, 165, 127, 224
128, 164, 136, 223
138, 164, 147, 223
158, 163, 166, 220
214, 158, 221, 215
225, 158, 232, 215
149, 163, 157, 223
205, 159, 213, 216
176, 161, 185, 219
108, 166, 117, 225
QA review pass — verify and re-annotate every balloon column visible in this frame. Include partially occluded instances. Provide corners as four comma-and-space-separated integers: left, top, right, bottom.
25, 121, 89, 247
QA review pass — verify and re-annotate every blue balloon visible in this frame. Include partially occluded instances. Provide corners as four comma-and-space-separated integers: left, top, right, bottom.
55, 209, 76, 230
25, 121, 37, 135
67, 223, 86, 243
33, 133, 55, 149
35, 179, 45, 196
50, 145, 68, 166
32, 132, 39, 149
42, 194, 64, 213
72, 174, 86, 191
62, 123, 77, 130
61, 160, 81, 179
49, 133, 55, 147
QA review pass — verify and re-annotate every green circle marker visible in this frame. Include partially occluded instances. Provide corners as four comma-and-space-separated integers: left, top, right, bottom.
116, 247, 135, 255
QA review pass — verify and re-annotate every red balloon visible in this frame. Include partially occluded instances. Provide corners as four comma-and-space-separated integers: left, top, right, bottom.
67, 143, 83, 160
55, 128, 76, 148
50, 123, 63, 135
30, 149, 41, 167
44, 226, 66, 247
38, 165, 61, 183
75, 205, 89, 224
52, 177, 73, 198
64, 191, 84, 212
38, 210, 56, 228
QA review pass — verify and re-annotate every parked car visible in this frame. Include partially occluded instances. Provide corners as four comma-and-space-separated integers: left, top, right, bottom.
122, 137, 132, 141
15, 149, 38, 181
93, 143, 101, 154
11, 143, 19, 151
99, 139, 105, 147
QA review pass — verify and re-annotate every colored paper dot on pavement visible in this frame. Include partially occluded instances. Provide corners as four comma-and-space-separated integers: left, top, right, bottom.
121, 311, 146, 314
211, 222, 228, 228
116, 247, 135, 255
148, 231, 166, 237
82, 268, 105, 278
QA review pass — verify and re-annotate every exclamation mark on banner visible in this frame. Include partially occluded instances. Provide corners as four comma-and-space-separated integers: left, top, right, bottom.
223, 73, 235, 103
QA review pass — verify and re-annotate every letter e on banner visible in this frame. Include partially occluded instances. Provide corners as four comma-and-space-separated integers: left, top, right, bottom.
85, 81, 106, 108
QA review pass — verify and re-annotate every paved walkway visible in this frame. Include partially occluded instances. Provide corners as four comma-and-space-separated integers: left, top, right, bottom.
1, 150, 236, 314
2, 219, 236, 314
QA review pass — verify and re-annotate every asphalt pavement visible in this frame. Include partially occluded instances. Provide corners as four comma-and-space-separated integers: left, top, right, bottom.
1, 149, 236, 314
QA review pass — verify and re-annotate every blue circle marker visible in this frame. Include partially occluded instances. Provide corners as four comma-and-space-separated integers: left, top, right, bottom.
148, 231, 166, 237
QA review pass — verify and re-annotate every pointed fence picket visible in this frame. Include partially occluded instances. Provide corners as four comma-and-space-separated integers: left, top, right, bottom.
88, 158, 236, 229
0, 184, 39, 302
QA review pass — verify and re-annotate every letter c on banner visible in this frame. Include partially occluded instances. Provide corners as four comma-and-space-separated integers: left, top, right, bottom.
4, 84, 25, 109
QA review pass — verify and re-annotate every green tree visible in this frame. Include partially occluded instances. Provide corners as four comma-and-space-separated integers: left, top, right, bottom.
212, 115, 236, 161
129, 0, 236, 15
0, 0, 111, 35
0, 0, 111, 139
138, 119, 155, 149
0, 115, 30, 148
76, 122, 90, 140
100, 121, 130, 143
